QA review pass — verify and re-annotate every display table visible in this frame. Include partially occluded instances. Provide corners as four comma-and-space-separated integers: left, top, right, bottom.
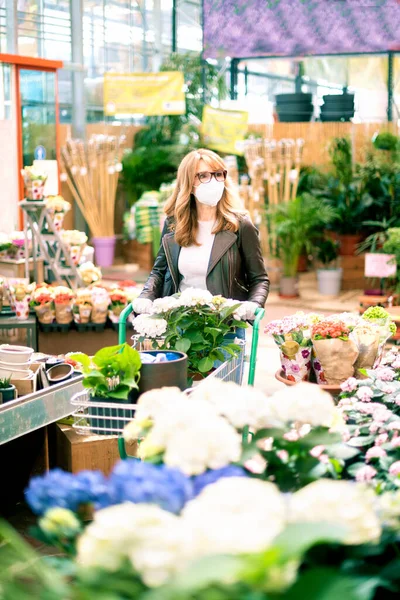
0, 311, 38, 351
0, 376, 83, 446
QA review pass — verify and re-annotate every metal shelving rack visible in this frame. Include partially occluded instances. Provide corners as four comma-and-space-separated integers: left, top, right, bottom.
21, 201, 83, 288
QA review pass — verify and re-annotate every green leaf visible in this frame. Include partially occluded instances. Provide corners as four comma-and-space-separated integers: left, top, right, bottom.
198, 356, 215, 373
210, 349, 225, 362
93, 344, 125, 368
67, 352, 92, 371
347, 435, 376, 447
297, 428, 342, 449
204, 326, 223, 341
185, 330, 204, 343
329, 444, 360, 461
219, 303, 241, 320
175, 338, 191, 353
108, 385, 131, 400
273, 523, 348, 561
284, 567, 381, 600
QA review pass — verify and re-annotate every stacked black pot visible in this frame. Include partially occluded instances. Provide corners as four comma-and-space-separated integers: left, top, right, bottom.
320, 92, 355, 122
275, 93, 314, 123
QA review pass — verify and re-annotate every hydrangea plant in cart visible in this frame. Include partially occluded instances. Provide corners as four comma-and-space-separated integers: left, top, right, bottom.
132, 289, 248, 381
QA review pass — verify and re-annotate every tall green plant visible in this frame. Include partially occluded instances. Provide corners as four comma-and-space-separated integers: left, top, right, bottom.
267, 194, 337, 277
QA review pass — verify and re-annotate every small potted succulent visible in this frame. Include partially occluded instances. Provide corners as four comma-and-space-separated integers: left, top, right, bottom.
314, 237, 342, 296
0, 377, 16, 403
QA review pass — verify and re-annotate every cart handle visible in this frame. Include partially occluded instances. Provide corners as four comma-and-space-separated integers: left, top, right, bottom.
248, 307, 265, 386
119, 303, 134, 344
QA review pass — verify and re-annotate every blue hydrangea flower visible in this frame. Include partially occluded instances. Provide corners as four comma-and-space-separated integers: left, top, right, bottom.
109, 460, 193, 514
193, 466, 248, 496
25, 469, 112, 515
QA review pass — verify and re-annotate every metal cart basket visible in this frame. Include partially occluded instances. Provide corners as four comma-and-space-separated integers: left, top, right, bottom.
72, 304, 265, 455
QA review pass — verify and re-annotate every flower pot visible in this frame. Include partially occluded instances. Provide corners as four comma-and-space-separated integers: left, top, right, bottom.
89, 394, 132, 436
275, 370, 341, 398
139, 351, 188, 393
0, 384, 16, 403
279, 276, 299, 298
338, 234, 363, 256
317, 268, 342, 296
297, 254, 308, 273
92, 236, 116, 268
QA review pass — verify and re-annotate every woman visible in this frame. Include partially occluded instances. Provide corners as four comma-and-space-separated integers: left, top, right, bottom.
133, 148, 269, 317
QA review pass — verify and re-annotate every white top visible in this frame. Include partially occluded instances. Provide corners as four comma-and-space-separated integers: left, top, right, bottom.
178, 220, 215, 291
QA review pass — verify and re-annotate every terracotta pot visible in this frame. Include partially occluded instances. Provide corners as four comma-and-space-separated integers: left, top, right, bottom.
338, 234, 363, 256
275, 369, 342, 398
297, 254, 308, 273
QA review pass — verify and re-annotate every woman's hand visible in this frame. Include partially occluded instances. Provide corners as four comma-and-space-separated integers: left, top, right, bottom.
132, 298, 153, 314
234, 301, 259, 321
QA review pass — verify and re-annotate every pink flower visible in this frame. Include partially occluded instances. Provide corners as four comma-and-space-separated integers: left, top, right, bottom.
310, 445, 325, 458
319, 454, 330, 464
375, 367, 396, 381
276, 449, 289, 462
356, 387, 374, 402
388, 422, 400, 431
283, 430, 300, 442
372, 409, 391, 423
342, 430, 351, 442
392, 358, 400, 369
244, 455, 267, 474
391, 437, 400, 448
341, 377, 358, 393
389, 461, 400, 477
366, 446, 387, 461
376, 433, 389, 445
369, 423, 381, 434
356, 465, 377, 482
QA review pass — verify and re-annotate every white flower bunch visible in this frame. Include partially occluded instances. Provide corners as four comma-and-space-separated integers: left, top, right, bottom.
191, 379, 282, 430
182, 477, 286, 555
136, 394, 241, 475
151, 296, 180, 314
132, 314, 168, 338
268, 382, 338, 427
77, 502, 191, 587
177, 287, 213, 307
288, 480, 381, 545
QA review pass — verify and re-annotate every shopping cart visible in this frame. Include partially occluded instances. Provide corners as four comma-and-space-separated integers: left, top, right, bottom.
71, 303, 265, 457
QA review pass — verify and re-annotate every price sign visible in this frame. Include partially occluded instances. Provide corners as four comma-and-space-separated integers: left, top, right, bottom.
365, 253, 397, 278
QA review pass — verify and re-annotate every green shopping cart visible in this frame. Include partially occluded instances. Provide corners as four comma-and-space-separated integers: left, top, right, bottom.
71, 303, 265, 458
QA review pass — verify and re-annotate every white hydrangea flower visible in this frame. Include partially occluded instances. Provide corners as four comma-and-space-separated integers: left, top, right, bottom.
182, 477, 286, 555
77, 503, 191, 587
289, 480, 381, 545
192, 380, 282, 430
178, 287, 213, 307
269, 382, 337, 427
132, 314, 167, 338
133, 386, 183, 422
151, 296, 180, 314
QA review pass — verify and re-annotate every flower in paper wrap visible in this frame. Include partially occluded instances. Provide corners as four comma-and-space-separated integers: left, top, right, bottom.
182, 478, 285, 555
90, 286, 110, 323
352, 323, 381, 376
22, 166, 47, 200
45, 195, 71, 231
53, 286, 75, 324
108, 288, 128, 323
78, 261, 102, 285
73, 289, 93, 324
312, 320, 359, 385
77, 502, 192, 587
30, 286, 55, 324
132, 314, 167, 338
9, 282, 35, 319
289, 480, 381, 545
61, 230, 88, 265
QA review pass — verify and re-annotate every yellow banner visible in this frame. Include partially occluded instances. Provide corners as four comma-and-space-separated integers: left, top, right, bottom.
104, 72, 186, 117
202, 105, 248, 155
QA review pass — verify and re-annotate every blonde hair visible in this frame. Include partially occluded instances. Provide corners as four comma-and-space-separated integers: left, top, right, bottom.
164, 148, 246, 247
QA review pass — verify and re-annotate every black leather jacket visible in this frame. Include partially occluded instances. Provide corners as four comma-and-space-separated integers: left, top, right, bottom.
139, 216, 269, 307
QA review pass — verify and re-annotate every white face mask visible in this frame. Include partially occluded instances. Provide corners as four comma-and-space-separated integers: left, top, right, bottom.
193, 179, 225, 207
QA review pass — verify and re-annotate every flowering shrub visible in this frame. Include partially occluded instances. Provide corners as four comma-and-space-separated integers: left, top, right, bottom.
132, 288, 247, 380
312, 320, 350, 340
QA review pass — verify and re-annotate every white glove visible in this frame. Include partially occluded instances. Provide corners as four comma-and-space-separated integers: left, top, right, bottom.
234, 301, 259, 321
132, 297, 153, 315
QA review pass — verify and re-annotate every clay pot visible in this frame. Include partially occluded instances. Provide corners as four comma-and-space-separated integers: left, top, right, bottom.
338, 234, 363, 256
279, 276, 299, 298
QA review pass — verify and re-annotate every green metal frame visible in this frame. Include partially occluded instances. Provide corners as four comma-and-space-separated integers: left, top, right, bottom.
117, 303, 265, 458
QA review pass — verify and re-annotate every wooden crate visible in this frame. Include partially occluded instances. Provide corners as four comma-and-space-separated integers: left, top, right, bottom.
0, 258, 44, 283
341, 254, 366, 291
55, 424, 137, 475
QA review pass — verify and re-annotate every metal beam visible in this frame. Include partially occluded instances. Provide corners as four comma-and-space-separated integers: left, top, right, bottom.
230, 58, 239, 100
172, 0, 177, 52
5, 0, 18, 54
388, 51, 394, 122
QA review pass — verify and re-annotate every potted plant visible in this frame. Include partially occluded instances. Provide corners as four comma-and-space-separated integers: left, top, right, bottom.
275, 63, 314, 123
316, 138, 374, 255
266, 194, 336, 297
69, 343, 141, 434
0, 377, 16, 403
314, 237, 342, 296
